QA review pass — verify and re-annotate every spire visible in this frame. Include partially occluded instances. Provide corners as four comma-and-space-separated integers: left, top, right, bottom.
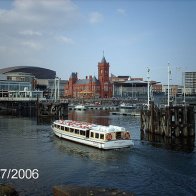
101, 50, 106, 63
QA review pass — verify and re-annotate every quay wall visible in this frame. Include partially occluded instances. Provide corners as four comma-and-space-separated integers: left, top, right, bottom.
0, 100, 68, 119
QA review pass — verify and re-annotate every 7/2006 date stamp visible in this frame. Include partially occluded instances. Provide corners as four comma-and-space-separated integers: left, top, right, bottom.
0, 169, 39, 180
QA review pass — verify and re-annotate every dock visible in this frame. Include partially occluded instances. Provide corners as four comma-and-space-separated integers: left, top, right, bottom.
141, 102, 195, 137
110, 111, 140, 116
68, 105, 119, 111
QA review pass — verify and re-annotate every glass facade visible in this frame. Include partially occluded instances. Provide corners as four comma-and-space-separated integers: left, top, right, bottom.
0, 81, 32, 91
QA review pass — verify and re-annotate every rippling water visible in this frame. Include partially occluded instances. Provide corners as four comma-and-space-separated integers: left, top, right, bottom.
0, 110, 196, 195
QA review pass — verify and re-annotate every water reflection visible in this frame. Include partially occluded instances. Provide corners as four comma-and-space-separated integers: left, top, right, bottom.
69, 110, 110, 126
53, 136, 132, 162
141, 130, 195, 152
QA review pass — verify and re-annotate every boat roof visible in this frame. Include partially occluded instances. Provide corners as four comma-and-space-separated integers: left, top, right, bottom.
54, 120, 126, 133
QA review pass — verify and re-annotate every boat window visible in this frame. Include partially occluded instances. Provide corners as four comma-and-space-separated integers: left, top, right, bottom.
70, 128, 74, 133
100, 134, 104, 140
75, 129, 79, 134
61, 126, 64, 131
95, 133, 99, 139
116, 132, 122, 139
90, 132, 94, 138
86, 130, 90, 138
65, 127, 69, 132
80, 130, 85, 136
57, 125, 60, 129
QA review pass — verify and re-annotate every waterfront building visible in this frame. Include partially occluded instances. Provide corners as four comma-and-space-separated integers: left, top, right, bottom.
152, 84, 163, 94
162, 85, 181, 97
113, 79, 148, 98
111, 75, 129, 82
0, 66, 66, 99
0, 66, 56, 79
0, 66, 56, 91
64, 55, 113, 98
0, 80, 32, 97
184, 72, 196, 95
0, 74, 44, 99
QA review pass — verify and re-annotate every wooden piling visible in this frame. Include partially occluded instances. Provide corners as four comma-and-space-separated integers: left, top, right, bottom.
141, 103, 195, 138
37, 101, 68, 123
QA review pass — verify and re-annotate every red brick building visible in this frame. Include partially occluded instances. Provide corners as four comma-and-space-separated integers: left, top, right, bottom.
64, 56, 113, 98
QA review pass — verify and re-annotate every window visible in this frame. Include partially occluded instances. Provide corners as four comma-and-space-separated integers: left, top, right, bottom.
75, 129, 79, 134
90, 132, 94, 138
116, 132, 122, 139
95, 133, 99, 139
70, 128, 74, 133
100, 134, 104, 140
80, 130, 85, 136
65, 127, 69, 132
61, 126, 64, 131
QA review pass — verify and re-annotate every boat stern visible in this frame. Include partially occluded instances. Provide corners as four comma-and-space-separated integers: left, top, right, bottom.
102, 139, 134, 150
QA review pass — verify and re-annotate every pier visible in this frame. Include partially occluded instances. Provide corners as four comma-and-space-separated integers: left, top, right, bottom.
69, 105, 119, 111
37, 101, 68, 123
0, 98, 69, 121
141, 102, 195, 137
110, 111, 140, 116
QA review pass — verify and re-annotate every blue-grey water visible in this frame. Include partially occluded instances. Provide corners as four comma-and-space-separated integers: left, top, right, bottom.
0, 110, 196, 196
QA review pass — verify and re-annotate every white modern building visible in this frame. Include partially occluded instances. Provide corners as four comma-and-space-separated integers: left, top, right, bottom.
184, 72, 196, 95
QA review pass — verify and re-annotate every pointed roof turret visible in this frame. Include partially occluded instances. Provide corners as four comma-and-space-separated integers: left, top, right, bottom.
101, 50, 107, 63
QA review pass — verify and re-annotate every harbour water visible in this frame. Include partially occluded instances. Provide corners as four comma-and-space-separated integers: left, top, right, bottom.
0, 110, 196, 195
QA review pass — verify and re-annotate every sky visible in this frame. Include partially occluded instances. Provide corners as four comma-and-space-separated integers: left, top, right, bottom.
0, 0, 195, 85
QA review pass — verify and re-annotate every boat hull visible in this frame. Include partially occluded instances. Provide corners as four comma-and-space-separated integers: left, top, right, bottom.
52, 127, 134, 150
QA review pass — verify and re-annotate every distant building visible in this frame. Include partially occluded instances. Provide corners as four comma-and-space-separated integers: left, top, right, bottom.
113, 79, 149, 98
152, 84, 162, 94
162, 85, 179, 97
111, 75, 130, 82
184, 72, 196, 95
0, 66, 56, 91
0, 66, 56, 79
64, 56, 113, 98
0, 66, 63, 99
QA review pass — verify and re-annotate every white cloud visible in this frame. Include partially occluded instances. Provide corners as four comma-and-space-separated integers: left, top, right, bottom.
117, 8, 126, 16
0, 0, 81, 67
56, 35, 74, 44
21, 41, 42, 50
89, 11, 103, 24
19, 30, 42, 36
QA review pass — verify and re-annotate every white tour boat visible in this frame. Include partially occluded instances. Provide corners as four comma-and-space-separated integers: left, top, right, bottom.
74, 105, 87, 110
120, 103, 137, 109
51, 120, 134, 150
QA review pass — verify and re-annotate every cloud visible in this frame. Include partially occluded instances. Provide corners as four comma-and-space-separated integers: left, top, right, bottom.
89, 11, 103, 24
21, 41, 42, 50
19, 30, 42, 36
0, 0, 81, 66
117, 8, 126, 16
56, 35, 74, 44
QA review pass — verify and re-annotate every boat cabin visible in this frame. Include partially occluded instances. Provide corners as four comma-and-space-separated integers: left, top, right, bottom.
53, 121, 130, 142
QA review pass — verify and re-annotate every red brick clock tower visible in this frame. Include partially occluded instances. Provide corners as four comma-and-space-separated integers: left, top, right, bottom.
98, 54, 112, 98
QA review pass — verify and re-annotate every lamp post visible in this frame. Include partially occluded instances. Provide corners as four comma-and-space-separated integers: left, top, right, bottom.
147, 67, 150, 110
167, 62, 171, 107
182, 71, 186, 104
